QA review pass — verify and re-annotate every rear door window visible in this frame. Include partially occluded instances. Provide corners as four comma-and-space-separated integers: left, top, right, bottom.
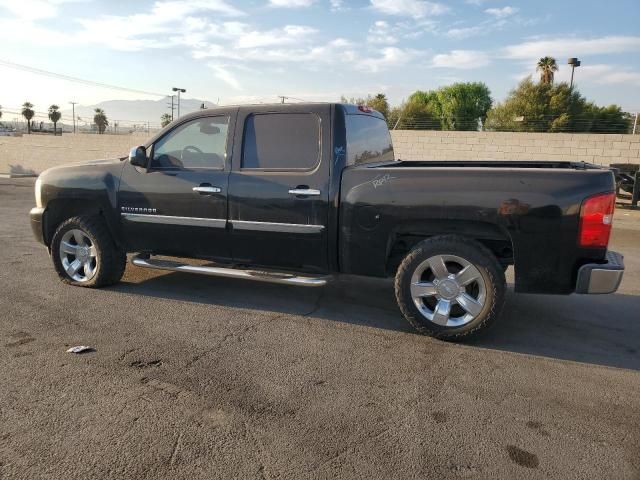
241, 113, 320, 170
345, 114, 394, 165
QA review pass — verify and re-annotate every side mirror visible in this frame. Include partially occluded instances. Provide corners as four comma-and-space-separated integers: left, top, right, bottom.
129, 146, 147, 168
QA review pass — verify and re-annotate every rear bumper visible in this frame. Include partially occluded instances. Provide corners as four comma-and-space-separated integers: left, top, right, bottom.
575, 250, 624, 294
29, 207, 46, 245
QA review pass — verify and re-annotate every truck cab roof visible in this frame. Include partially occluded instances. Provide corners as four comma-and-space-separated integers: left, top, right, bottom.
175, 102, 385, 122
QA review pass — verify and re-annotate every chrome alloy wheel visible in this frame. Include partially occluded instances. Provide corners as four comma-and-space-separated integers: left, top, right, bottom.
59, 229, 98, 282
410, 254, 486, 327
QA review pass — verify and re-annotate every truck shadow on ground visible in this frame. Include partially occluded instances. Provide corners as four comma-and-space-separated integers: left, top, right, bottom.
113, 266, 640, 371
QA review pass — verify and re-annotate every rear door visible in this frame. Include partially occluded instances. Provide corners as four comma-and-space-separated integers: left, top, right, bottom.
118, 110, 236, 260
228, 104, 331, 273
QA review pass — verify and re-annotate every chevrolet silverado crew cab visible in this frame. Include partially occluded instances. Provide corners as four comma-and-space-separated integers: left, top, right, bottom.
30, 103, 625, 340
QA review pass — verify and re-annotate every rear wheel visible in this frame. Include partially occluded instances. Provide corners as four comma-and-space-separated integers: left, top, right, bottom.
395, 235, 506, 340
51, 216, 126, 287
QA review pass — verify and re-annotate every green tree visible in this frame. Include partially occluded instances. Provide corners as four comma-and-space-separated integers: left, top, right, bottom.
404, 82, 492, 130
485, 77, 630, 133
0, 104, 3, 122
367, 93, 390, 119
340, 95, 366, 105
536, 56, 558, 84
22, 102, 35, 134
48, 104, 61, 135
160, 113, 172, 127
93, 108, 109, 134
340, 93, 390, 119
391, 99, 441, 130
434, 82, 492, 130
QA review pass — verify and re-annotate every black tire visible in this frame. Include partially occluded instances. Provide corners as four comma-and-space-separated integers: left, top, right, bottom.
394, 235, 506, 340
51, 215, 126, 288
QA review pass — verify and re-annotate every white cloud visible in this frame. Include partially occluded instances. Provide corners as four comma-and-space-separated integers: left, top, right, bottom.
329, 0, 344, 11
446, 26, 483, 40
357, 47, 421, 72
0, 0, 86, 21
192, 36, 357, 67
431, 50, 491, 69
556, 64, 640, 87
367, 21, 398, 44
370, 0, 449, 18
485, 6, 517, 18
502, 35, 640, 61
514, 63, 640, 89
208, 64, 242, 90
268, 0, 315, 7
152, 0, 244, 18
235, 25, 317, 48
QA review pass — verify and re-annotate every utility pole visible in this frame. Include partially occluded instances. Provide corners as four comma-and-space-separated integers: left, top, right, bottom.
278, 96, 287, 104
633, 112, 638, 135
69, 101, 77, 133
167, 95, 175, 121
172, 87, 186, 118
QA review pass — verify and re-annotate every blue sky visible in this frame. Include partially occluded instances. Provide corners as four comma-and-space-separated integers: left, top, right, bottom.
0, 0, 639, 115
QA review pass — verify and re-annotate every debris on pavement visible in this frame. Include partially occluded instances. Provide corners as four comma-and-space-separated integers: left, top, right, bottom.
66, 345, 95, 354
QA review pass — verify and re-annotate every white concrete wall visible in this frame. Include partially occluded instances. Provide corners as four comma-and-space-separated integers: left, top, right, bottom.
1, 131, 639, 175
0, 133, 150, 175
390, 131, 640, 166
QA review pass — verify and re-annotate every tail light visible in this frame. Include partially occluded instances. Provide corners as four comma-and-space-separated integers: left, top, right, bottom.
578, 192, 615, 248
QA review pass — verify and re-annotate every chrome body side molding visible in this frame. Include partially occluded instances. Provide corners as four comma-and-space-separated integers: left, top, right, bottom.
231, 220, 325, 234
121, 213, 226, 228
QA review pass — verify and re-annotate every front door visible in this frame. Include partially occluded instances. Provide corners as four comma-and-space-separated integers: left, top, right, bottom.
228, 105, 331, 273
119, 111, 236, 261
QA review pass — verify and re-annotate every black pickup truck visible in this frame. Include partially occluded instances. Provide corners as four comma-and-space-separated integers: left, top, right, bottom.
30, 103, 625, 340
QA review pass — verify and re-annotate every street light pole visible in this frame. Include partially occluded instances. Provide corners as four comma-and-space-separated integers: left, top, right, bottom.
69, 101, 77, 133
568, 58, 581, 90
172, 87, 186, 118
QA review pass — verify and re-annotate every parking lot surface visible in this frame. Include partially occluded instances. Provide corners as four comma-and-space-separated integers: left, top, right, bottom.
1, 178, 639, 479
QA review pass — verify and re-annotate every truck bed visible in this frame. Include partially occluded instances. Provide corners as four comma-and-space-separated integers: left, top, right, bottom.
339, 161, 616, 294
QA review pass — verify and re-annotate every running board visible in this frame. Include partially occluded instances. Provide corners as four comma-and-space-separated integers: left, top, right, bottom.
131, 255, 330, 287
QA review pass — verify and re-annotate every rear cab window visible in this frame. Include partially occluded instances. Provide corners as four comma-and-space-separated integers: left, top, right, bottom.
345, 112, 395, 166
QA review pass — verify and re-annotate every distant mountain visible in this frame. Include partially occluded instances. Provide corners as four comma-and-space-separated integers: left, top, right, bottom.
63, 97, 217, 127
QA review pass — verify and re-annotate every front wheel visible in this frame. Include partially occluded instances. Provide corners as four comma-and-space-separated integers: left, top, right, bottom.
395, 235, 506, 340
51, 215, 126, 287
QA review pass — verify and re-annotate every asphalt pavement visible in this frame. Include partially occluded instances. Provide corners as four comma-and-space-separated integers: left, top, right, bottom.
0, 178, 639, 479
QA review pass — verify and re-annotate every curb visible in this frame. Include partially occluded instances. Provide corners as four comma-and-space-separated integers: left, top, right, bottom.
0, 173, 38, 179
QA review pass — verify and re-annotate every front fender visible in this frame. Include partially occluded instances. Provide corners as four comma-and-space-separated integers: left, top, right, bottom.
37, 159, 125, 246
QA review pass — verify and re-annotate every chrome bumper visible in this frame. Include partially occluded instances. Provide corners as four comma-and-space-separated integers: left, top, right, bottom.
575, 251, 624, 294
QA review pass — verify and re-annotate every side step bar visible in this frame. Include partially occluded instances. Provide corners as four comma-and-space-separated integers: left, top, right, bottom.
131, 254, 331, 287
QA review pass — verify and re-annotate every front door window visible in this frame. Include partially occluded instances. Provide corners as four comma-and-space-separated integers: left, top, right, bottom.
151, 116, 230, 170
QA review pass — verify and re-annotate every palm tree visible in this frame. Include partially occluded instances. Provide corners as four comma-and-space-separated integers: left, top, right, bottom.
93, 108, 109, 134
48, 105, 61, 135
536, 56, 558, 85
160, 113, 172, 127
22, 102, 35, 134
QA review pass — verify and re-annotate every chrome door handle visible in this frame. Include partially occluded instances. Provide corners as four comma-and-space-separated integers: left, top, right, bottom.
288, 188, 321, 196
193, 186, 221, 194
